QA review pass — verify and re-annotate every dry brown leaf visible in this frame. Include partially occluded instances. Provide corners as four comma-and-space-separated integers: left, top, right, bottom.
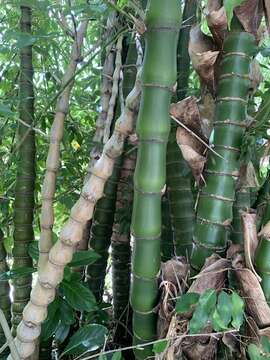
198, 93, 215, 139
250, 60, 263, 92
206, 6, 227, 47
170, 96, 202, 135
234, 264, 270, 328
207, 0, 222, 12
161, 257, 189, 289
235, 0, 264, 38
241, 211, 261, 281
176, 128, 206, 183
189, 254, 229, 294
189, 25, 219, 94
181, 332, 218, 360
259, 220, 270, 238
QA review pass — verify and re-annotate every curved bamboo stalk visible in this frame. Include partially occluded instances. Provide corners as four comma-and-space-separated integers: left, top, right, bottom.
130, 1, 181, 358
12, 5, 35, 334
8, 61, 141, 360
0, 230, 11, 359
191, 31, 257, 270
38, 20, 89, 271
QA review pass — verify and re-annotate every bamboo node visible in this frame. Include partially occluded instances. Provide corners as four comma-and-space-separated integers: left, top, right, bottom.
217, 97, 248, 104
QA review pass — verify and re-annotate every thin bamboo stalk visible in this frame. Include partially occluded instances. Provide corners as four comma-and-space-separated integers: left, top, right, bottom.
12, 6, 35, 334
8, 60, 141, 360
38, 20, 89, 271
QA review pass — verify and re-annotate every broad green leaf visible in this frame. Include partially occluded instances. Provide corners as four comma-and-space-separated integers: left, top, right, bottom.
68, 250, 101, 267
62, 324, 108, 356
189, 289, 217, 334
231, 292, 244, 330
212, 291, 232, 331
0, 267, 35, 281
0, 104, 13, 117
59, 298, 75, 325
224, 0, 244, 29
98, 355, 107, 360
41, 298, 61, 340
61, 280, 98, 312
247, 344, 263, 360
175, 293, 200, 314
153, 340, 168, 354
55, 324, 70, 344
261, 336, 270, 354
112, 351, 122, 360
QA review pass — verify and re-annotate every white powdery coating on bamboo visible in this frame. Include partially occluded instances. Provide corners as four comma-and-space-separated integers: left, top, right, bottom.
38, 20, 89, 270
9, 70, 142, 360
103, 35, 123, 144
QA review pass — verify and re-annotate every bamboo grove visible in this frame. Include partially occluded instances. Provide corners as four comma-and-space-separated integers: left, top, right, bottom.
1, 1, 270, 360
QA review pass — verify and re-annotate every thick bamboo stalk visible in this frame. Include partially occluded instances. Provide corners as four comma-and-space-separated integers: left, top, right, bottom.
231, 188, 251, 244
166, 0, 197, 258
130, 1, 181, 358
9, 61, 141, 360
191, 31, 257, 270
12, 6, 35, 334
38, 20, 89, 271
0, 230, 11, 359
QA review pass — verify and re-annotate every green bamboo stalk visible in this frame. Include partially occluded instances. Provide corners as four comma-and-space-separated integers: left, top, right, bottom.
191, 30, 257, 270
0, 230, 11, 359
12, 5, 35, 333
161, 193, 174, 262
255, 237, 270, 302
111, 36, 138, 346
167, 0, 197, 258
86, 36, 137, 303
130, 1, 181, 358
87, 157, 122, 302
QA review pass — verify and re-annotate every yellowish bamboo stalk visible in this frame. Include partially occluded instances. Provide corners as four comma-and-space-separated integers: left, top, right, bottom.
9, 67, 142, 360
38, 20, 89, 270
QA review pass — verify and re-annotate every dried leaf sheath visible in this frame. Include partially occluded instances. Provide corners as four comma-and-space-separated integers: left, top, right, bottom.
38, 20, 88, 270
12, 6, 35, 333
191, 32, 256, 270
9, 67, 141, 360
130, 1, 181, 358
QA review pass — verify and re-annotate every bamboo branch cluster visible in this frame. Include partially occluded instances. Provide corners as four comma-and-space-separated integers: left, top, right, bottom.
38, 20, 89, 270
9, 64, 141, 360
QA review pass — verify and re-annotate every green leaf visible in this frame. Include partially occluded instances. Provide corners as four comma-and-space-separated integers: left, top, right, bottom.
212, 291, 232, 331
41, 298, 61, 341
261, 336, 270, 354
224, 0, 244, 29
175, 293, 200, 314
62, 324, 108, 356
0, 267, 35, 281
247, 344, 263, 360
0, 103, 13, 117
60, 280, 98, 312
112, 351, 122, 360
153, 340, 168, 354
189, 289, 217, 334
59, 298, 75, 325
68, 250, 101, 267
55, 324, 70, 344
231, 292, 244, 330
98, 355, 107, 360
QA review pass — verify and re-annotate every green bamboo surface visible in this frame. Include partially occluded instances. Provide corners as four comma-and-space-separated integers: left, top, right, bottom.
191, 31, 256, 270
12, 6, 35, 333
0, 230, 11, 359
130, 1, 180, 358
161, 193, 174, 262
166, 0, 197, 259
230, 189, 251, 244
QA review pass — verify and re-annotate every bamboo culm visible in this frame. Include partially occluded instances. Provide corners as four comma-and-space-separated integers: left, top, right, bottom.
130, 1, 180, 358
9, 62, 141, 360
38, 20, 88, 271
87, 36, 140, 302
191, 31, 256, 270
166, 0, 197, 258
161, 193, 174, 262
0, 230, 11, 359
12, 6, 35, 334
